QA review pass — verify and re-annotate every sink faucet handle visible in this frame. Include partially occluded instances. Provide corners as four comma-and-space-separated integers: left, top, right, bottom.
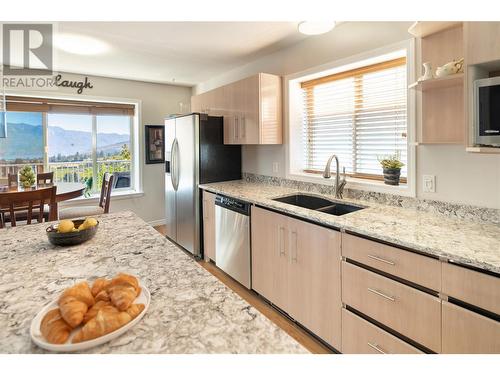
341, 166, 346, 181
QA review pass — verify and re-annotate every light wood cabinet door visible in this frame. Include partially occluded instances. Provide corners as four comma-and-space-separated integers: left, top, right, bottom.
465, 22, 500, 65
202, 191, 216, 262
342, 309, 423, 354
251, 206, 289, 311
241, 74, 260, 144
442, 301, 500, 353
342, 233, 442, 291
442, 262, 500, 315
288, 216, 342, 349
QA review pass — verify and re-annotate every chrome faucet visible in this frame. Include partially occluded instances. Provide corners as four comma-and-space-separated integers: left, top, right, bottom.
323, 154, 347, 199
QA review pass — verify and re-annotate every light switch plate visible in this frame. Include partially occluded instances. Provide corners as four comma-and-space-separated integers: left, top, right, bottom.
423, 175, 436, 193
272, 162, 279, 174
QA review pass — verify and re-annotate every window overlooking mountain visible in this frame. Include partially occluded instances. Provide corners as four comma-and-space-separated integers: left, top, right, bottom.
0, 97, 136, 195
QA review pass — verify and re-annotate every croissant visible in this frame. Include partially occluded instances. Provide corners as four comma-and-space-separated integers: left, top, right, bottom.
72, 303, 145, 343
40, 308, 72, 344
91, 278, 111, 302
83, 300, 113, 324
58, 282, 95, 328
106, 273, 140, 311
91, 278, 110, 297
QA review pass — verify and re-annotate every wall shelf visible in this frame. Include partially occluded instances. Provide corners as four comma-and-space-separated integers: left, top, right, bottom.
409, 73, 464, 91
466, 147, 500, 154
408, 21, 462, 38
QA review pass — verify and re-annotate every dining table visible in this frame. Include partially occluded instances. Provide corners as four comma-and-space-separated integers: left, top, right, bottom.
0, 182, 86, 219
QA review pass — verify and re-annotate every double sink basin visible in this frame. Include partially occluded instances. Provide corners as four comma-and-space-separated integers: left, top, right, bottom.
272, 194, 364, 216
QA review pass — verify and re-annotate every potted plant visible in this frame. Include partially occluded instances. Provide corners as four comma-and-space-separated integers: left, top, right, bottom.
379, 153, 405, 186
18, 165, 36, 188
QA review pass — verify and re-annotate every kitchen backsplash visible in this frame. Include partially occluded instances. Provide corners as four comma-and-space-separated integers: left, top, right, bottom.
242, 173, 500, 225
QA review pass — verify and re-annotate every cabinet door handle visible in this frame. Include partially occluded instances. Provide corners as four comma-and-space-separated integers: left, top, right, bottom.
240, 115, 246, 139
291, 230, 298, 263
367, 342, 387, 354
368, 254, 395, 266
234, 116, 239, 140
278, 226, 285, 256
367, 288, 395, 302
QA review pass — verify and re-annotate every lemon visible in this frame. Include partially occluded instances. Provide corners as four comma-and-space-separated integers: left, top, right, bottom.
79, 217, 98, 231
58, 220, 75, 233
84, 217, 98, 227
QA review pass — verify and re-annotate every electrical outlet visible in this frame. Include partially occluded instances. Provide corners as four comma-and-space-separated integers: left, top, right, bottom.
423, 175, 436, 193
272, 162, 279, 174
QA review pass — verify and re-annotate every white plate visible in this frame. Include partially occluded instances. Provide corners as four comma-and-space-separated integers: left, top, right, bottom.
30, 283, 150, 352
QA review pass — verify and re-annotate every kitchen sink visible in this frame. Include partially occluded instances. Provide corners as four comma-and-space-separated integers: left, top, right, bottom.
272, 194, 335, 210
272, 194, 365, 216
316, 203, 364, 216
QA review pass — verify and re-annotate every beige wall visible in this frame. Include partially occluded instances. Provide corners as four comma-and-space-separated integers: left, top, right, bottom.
34, 73, 191, 223
194, 22, 500, 209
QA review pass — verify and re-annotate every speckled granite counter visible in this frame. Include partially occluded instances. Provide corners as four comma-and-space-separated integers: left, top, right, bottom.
0, 211, 307, 354
200, 180, 500, 275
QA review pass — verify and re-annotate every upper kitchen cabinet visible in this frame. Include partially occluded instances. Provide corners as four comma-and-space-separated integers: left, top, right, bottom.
410, 23, 465, 144
191, 73, 282, 145
464, 22, 500, 65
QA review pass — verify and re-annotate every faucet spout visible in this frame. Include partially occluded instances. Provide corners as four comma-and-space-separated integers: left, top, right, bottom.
323, 154, 346, 199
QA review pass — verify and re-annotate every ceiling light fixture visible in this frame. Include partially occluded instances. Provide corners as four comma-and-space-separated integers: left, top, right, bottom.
298, 21, 336, 35
54, 33, 111, 55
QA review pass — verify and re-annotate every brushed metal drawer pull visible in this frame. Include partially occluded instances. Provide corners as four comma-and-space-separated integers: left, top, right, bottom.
367, 342, 387, 354
368, 254, 395, 266
367, 288, 395, 302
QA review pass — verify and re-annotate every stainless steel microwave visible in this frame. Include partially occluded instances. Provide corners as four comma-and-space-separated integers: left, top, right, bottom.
474, 76, 500, 147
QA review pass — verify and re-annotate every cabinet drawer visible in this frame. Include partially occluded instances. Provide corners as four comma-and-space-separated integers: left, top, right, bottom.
442, 301, 500, 353
342, 233, 441, 291
342, 309, 423, 354
442, 262, 500, 315
342, 262, 442, 352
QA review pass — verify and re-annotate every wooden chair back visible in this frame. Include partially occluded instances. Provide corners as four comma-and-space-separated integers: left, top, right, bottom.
8, 173, 17, 187
99, 173, 115, 214
37, 172, 54, 185
0, 186, 56, 228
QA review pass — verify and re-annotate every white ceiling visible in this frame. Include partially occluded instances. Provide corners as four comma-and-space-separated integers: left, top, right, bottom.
54, 22, 310, 86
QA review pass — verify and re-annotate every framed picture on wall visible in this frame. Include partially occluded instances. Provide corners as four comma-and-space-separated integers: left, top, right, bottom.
145, 125, 165, 164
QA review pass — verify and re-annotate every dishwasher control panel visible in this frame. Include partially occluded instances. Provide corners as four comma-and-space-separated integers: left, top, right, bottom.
215, 195, 251, 216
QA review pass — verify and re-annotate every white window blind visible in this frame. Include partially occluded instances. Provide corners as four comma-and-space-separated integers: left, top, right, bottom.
301, 57, 407, 180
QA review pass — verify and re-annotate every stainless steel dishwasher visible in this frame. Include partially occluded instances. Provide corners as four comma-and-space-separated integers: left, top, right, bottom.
215, 195, 251, 289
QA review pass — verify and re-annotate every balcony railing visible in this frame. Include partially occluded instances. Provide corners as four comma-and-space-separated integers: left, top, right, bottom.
0, 160, 131, 190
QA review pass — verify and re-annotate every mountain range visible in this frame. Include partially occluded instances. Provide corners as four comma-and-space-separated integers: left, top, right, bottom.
0, 122, 129, 161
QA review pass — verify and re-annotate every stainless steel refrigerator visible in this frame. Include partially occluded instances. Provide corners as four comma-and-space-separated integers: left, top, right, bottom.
164, 113, 241, 256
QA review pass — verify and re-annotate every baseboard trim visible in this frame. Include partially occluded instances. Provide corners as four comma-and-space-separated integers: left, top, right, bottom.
148, 219, 166, 227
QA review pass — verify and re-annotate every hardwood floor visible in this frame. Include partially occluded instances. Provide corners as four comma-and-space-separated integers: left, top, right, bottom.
153, 224, 334, 354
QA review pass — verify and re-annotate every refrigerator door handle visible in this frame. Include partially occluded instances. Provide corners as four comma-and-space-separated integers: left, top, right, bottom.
171, 138, 179, 191
173, 138, 180, 191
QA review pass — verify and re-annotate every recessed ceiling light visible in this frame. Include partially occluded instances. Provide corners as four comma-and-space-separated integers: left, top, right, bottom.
54, 33, 111, 55
298, 21, 336, 35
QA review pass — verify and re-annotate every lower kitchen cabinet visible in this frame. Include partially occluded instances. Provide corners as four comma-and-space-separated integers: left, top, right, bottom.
251, 206, 289, 311
342, 309, 423, 354
251, 206, 342, 349
342, 261, 442, 353
442, 301, 500, 354
202, 191, 216, 262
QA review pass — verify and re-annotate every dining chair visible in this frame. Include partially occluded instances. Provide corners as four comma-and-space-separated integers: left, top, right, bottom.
58, 173, 115, 220
7, 173, 18, 187
0, 186, 57, 228
37, 172, 54, 185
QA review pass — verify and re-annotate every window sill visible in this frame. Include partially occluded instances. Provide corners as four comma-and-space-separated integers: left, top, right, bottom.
59, 190, 144, 207
286, 171, 414, 197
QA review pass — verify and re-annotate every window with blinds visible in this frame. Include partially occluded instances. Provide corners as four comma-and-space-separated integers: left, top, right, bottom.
301, 57, 407, 181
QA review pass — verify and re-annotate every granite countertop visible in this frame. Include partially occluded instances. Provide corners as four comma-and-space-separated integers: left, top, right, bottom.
0, 211, 307, 354
200, 180, 500, 275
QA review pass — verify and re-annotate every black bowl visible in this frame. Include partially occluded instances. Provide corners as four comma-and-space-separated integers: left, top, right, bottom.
46, 219, 99, 246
